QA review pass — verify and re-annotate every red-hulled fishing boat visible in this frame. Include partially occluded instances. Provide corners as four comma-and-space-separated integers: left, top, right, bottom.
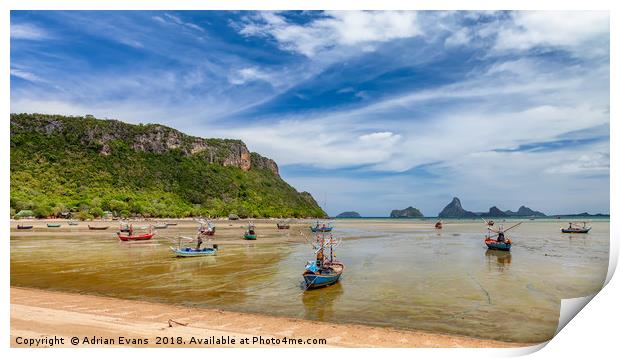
117, 224, 154, 241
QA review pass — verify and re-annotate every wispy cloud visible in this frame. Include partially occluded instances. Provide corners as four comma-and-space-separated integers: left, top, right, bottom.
10, 23, 49, 40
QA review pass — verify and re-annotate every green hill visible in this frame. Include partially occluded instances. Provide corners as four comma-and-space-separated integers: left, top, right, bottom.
10, 113, 326, 219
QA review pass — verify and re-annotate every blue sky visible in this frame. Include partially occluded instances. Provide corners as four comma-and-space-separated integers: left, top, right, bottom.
10, 11, 610, 216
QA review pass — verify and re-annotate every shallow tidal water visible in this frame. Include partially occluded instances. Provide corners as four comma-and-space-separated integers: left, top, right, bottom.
11, 219, 609, 343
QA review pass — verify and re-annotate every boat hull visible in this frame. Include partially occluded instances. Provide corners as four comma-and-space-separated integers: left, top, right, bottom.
118, 233, 154, 241
561, 228, 590, 234
17, 225, 33, 229
171, 247, 217, 257
485, 239, 511, 251
88, 226, 109, 230
244, 234, 257, 240
277, 225, 290, 230
47, 224, 61, 228
303, 262, 344, 289
310, 227, 333, 232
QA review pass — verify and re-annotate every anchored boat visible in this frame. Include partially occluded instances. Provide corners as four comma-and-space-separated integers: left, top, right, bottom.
17, 224, 33, 229
88, 225, 109, 230
484, 222, 521, 251
310, 221, 333, 232
47, 223, 61, 228
117, 224, 154, 241
277, 221, 290, 230
561, 222, 591, 234
243, 223, 257, 240
435, 221, 443, 229
302, 230, 344, 290
170, 236, 218, 257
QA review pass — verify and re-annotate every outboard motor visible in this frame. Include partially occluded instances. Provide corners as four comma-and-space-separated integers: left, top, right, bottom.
212, 244, 219, 250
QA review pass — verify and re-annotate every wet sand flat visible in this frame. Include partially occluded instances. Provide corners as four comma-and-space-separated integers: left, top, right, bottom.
11, 287, 524, 348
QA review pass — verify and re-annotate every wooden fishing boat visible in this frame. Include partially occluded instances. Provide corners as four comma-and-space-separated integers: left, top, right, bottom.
47, 223, 61, 228
561, 222, 591, 234
68, 221, 79, 226
153, 223, 168, 229
485, 238, 512, 251
303, 262, 344, 289
277, 222, 290, 229
434, 221, 443, 229
88, 225, 109, 230
198, 221, 216, 236
170, 245, 218, 257
117, 232, 154, 241
166, 222, 178, 226
17, 224, 33, 229
302, 232, 344, 290
483, 222, 521, 252
310, 221, 333, 232
243, 223, 257, 240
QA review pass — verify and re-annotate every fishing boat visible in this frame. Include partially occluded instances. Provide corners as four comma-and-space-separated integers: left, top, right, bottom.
243, 223, 257, 240
310, 221, 333, 232
198, 221, 216, 236
561, 222, 591, 234
118, 232, 155, 241
47, 223, 61, 228
484, 222, 521, 251
117, 224, 154, 241
88, 225, 109, 230
434, 221, 443, 229
68, 221, 79, 226
277, 222, 290, 229
166, 222, 178, 226
17, 224, 33, 229
302, 232, 344, 289
170, 236, 218, 257
153, 223, 168, 229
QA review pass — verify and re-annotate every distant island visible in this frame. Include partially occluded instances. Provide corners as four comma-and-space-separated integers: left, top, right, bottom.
439, 197, 548, 218
335, 211, 362, 218
390, 206, 424, 218
10, 113, 326, 219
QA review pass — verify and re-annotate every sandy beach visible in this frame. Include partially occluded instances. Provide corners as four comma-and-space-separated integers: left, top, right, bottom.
11, 287, 525, 348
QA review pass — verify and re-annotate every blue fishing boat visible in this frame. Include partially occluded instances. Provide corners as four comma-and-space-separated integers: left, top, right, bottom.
171, 236, 218, 257
310, 221, 333, 232
484, 239, 512, 251
561, 222, 591, 234
302, 231, 344, 290
170, 246, 218, 257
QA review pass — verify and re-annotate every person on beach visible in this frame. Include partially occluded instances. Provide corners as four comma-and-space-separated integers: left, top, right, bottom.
195, 233, 203, 250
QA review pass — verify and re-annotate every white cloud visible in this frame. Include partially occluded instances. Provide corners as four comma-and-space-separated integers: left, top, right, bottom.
10, 68, 43, 83
237, 11, 421, 57
228, 67, 274, 86
11, 23, 48, 40
495, 11, 609, 51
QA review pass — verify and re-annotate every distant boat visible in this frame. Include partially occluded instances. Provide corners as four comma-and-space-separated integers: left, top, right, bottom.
561, 222, 591, 234
435, 221, 443, 229
244, 223, 257, 240
198, 221, 215, 236
88, 225, 109, 230
47, 223, 61, 228
310, 221, 333, 232
17, 224, 33, 230
277, 222, 290, 229
153, 223, 168, 229
166, 222, 178, 226
170, 236, 218, 257
68, 221, 79, 225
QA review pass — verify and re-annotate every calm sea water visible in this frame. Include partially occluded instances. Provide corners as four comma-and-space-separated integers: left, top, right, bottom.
11, 219, 609, 343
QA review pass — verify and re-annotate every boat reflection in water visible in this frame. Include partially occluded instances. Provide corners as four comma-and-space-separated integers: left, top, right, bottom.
302, 283, 344, 321
485, 249, 512, 271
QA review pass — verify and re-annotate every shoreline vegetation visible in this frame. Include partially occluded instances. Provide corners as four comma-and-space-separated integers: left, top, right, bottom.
10, 113, 326, 220
10, 287, 529, 348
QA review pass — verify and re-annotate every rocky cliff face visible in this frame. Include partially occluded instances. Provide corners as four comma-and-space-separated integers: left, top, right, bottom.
10, 114, 276, 176
486, 206, 508, 217
504, 206, 546, 217
390, 206, 424, 218
438, 197, 478, 218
